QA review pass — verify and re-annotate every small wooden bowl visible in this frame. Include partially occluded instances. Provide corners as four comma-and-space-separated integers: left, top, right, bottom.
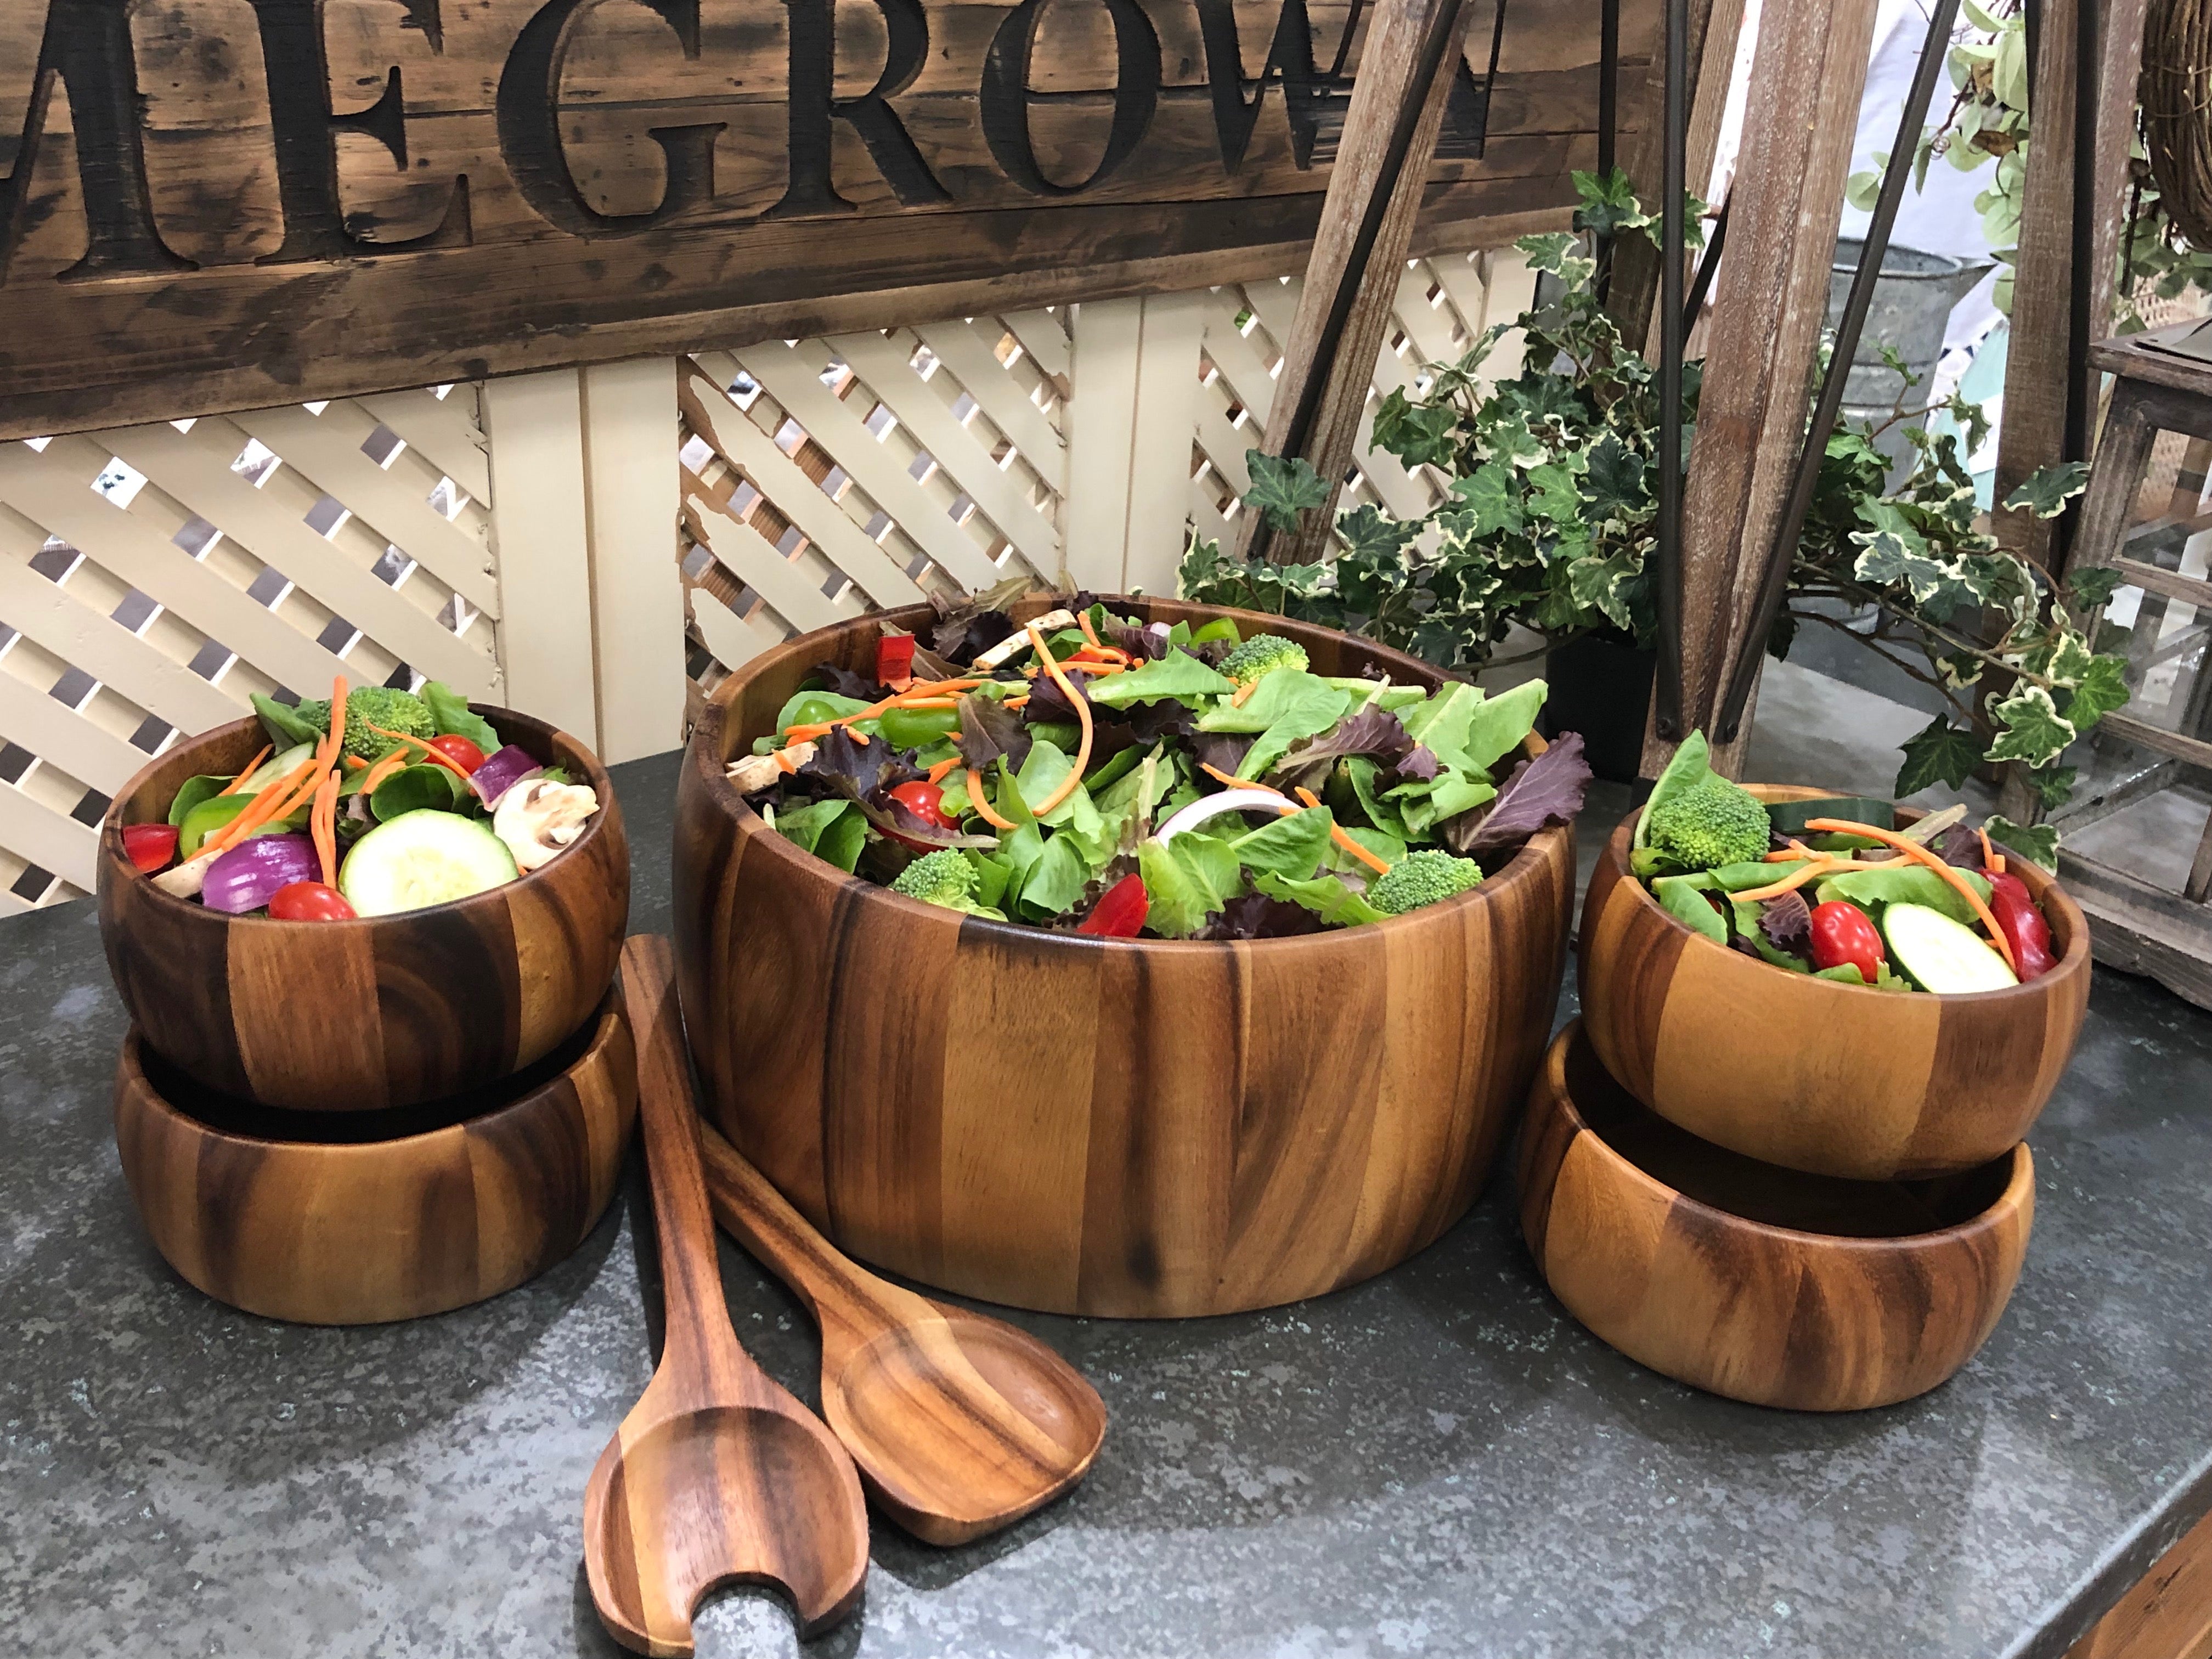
675, 595, 1577, 1318
98, 704, 629, 1113
113, 995, 637, 1325
1519, 1020, 2033, 1412
1578, 786, 2091, 1181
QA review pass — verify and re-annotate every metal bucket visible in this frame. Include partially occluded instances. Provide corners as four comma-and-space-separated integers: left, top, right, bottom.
1827, 239, 1991, 475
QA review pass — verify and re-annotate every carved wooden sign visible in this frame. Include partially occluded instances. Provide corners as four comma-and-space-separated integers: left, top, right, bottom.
0, 0, 1650, 436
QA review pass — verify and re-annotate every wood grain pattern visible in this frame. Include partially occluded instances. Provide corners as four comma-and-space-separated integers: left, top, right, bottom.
97, 706, 629, 1113
111, 994, 636, 1326
585, 937, 867, 1656
1577, 787, 2091, 1181
0, 0, 1654, 439
2066, 1506, 2212, 1659
1518, 1020, 2035, 1412
673, 595, 1575, 1317
698, 1121, 1105, 1545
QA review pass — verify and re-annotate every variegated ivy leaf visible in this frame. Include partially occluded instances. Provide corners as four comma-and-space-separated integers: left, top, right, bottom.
2067, 565, 2124, 610
1516, 232, 1597, 289
1479, 419, 1548, 471
2062, 653, 2129, 732
1243, 449, 1332, 532
1448, 462, 1523, 537
2001, 460, 2091, 518
1984, 815, 2059, 870
1959, 551, 2040, 626
1370, 390, 1459, 470
2040, 631, 2096, 685
1571, 167, 1654, 239
1526, 459, 1587, 524
1934, 647, 1984, 689
1581, 431, 1648, 522
2027, 764, 2079, 810
1334, 503, 1420, 566
1853, 532, 1951, 603
1565, 549, 1643, 633
1985, 684, 2078, 766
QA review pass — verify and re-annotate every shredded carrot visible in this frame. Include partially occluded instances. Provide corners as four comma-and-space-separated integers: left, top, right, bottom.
217, 745, 272, 796
1293, 785, 1395, 877
363, 721, 475, 782
320, 675, 348, 772
1028, 625, 1092, 816
967, 766, 1019, 831
199, 757, 323, 860
1230, 678, 1260, 707
1729, 859, 1849, 904
926, 756, 961, 785
780, 678, 987, 742
343, 755, 366, 772
357, 750, 411, 800
1805, 817, 2018, 972
311, 771, 339, 888
1078, 611, 1105, 651
1977, 825, 2005, 876
890, 696, 959, 709
775, 747, 800, 776
1764, 837, 1816, 862
1004, 695, 1029, 709
1200, 762, 1253, 791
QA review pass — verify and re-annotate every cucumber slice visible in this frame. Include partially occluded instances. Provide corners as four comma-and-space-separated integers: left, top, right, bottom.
338, 809, 518, 917
241, 742, 315, 793
1881, 901, 2018, 994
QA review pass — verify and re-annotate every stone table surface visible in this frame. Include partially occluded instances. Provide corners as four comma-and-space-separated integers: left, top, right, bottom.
5, 752, 2210, 1659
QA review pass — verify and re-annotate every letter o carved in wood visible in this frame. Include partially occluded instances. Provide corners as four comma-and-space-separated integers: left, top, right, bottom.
980, 0, 1163, 195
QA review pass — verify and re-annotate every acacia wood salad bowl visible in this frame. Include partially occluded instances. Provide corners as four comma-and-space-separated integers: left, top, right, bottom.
113, 994, 637, 1325
1519, 1021, 2033, 1411
1578, 786, 2090, 1182
98, 704, 628, 1114
675, 596, 1577, 1318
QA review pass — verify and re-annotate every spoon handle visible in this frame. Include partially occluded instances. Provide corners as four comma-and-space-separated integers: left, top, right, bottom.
620, 935, 744, 1381
698, 1119, 875, 1324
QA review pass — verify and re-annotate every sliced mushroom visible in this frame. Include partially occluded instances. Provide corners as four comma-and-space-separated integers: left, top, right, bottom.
493, 779, 600, 872
725, 741, 815, 795
972, 609, 1075, 670
152, 851, 218, 899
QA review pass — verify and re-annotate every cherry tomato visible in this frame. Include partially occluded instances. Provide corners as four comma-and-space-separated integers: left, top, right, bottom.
1077, 873, 1149, 938
887, 780, 957, 831
123, 822, 181, 875
267, 881, 358, 922
1808, 899, 1884, 981
427, 733, 487, 774
1985, 870, 2056, 981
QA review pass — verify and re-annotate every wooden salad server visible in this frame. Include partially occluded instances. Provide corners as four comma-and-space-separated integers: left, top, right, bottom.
584, 936, 867, 1656
697, 1120, 1107, 1545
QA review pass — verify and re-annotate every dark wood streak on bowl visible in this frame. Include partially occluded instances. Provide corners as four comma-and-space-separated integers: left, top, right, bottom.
674, 595, 1577, 1318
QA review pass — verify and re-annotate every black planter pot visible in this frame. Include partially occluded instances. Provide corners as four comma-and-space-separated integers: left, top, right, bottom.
1539, 634, 1658, 783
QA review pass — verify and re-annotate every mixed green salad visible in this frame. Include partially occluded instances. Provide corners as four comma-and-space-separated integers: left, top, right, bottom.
1632, 733, 2058, 991
123, 676, 600, 920
727, 590, 1593, 938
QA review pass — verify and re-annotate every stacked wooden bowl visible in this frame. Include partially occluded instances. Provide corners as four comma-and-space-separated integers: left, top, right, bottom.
98, 706, 637, 1325
1521, 788, 2090, 1410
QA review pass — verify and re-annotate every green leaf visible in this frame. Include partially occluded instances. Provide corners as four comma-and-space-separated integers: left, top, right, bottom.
1243, 450, 1333, 532
1088, 648, 1236, 708
1017, 834, 1091, 919
1815, 864, 1990, 926
1580, 431, 1647, 521
2061, 654, 2129, 732
1458, 678, 1547, 775
252, 693, 323, 749
1984, 815, 2059, 871
1525, 461, 1585, 525
1346, 757, 1411, 840
1571, 167, 1652, 239
1986, 684, 2078, 767
1652, 874, 1728, 943
1894, 714, 1984, 798
1634, 730, 1712, 850
1335, 504, 1423, 564
1566, 548, 1643, 633
370, 763, 467, 822
1370, 391, 1459, 470
1251, 870, 1389, 929
1516, 231, 1596, 289
1137, 832, 1243, 936
2067, 566, 2125, 610
775, 798, 863, 867
421, 681, 500, 753
1229, 806, 1334, 881
1197, 669, 1350, 737
1447, 461, 1524, 538
2027, 763, 2079, 810
2002, 461, 2091, 518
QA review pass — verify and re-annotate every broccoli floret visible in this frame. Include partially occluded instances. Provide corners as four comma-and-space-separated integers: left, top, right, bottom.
1369, 849, 1484, 915
887, 849, 1006, 919
1644, 772, 1771, 871
295, 687, 436, 761
1219, 633, 1311, 689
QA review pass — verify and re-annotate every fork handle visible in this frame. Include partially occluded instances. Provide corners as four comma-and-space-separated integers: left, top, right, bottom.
620, 935, 743, 1380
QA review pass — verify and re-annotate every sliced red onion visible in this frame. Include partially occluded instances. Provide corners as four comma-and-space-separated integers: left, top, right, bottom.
467, 744, 543, 809
201, 833, 319, 915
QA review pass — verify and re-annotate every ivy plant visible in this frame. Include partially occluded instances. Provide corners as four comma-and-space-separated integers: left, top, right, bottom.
1181, 170, 2130, 815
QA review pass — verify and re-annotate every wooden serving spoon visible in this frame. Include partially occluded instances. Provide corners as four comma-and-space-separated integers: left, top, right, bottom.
697, 1121, 1107, 1545
584, 936, 868, 1656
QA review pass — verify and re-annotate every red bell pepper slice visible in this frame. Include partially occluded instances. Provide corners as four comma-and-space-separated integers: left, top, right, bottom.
1077, 873, 1148, 938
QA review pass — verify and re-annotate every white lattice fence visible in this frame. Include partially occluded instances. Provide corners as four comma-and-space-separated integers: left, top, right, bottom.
0, 389, 497, 912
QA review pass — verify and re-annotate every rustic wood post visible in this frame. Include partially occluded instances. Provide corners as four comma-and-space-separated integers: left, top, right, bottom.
1246, 0, 1480, 565
1640, 0, 1880, 779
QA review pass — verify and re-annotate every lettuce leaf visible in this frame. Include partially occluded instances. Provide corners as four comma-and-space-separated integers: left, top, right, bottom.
1635, 730, 1712, 851
421, 681, 501, 753
1015, 834, 1090, 918
1446, 732, 1592, 859
1457, 678, 1547, 775
1195, 670, 1349, 736
1269, 707, 1417, 791
1251, 870, 1389, 929
1228, 806, 1334, 881
1138, 833, 1243, 936
1195, 894, 1325, 939
1814, 864, 1990, 925
1089, 648, 1235, 708
956, 694, 1031, 772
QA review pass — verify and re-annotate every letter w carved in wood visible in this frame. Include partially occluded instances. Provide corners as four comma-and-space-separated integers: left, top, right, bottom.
1193, 0, 1332, 173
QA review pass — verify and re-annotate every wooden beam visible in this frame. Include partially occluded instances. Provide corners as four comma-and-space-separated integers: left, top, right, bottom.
1641, 0, 1878, 777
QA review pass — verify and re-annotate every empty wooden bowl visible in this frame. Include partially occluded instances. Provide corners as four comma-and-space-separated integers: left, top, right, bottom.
98, 704, 629, 1113
1578, 786, 2091, 1181
674, 596, 1576, 1318
113, 994, 637, 1325
1519, 1020, 2033, 1412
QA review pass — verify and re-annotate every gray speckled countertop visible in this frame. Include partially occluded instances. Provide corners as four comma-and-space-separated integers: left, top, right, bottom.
4, 753, 2209, 1659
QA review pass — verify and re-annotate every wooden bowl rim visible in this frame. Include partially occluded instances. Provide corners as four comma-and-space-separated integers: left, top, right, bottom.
98, 702, 619, 930
1600, 783, 2091, 1005
1536, 1019, 2035, 1250
116, 994, 630, 1155
688, 594, 1574, 951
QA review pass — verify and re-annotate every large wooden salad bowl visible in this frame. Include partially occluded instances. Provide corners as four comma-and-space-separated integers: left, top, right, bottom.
98, 705, 628, 1114
1578, 786, 2090, 1182
114, 994, 637, 1325
675, 596, 1577, 1318
1520, 1022, 2033, 1411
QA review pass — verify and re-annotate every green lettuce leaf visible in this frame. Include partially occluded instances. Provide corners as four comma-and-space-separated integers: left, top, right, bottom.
1251, 870, 1390, 929
421, 681, 500, 753
1635, 731, 1712, 850
1457, 678, 1546, 775
1228, 806, 1334, 882
1814, 864, 1991, 926
1088, 648, 1235, 709
1138, 833, 1244, 936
